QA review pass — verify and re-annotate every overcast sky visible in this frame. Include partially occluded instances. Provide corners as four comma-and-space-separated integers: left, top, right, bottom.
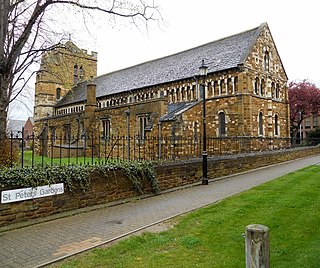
10, 0, 320, 120
92, 0, 319, 86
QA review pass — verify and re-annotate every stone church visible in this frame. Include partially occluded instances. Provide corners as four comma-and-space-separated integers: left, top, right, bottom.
33, 22, 290, 160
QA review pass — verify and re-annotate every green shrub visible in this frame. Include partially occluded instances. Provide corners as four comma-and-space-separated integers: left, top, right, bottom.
0, 161, 158, 194
306, 128, 320, 145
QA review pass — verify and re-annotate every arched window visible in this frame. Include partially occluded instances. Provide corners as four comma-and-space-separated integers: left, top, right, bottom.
254, 77, 259, 94
171, 89, 175, 103
218, 112, 226, 136
260, 79, 265, 96
275, 114, 279, 136
56, 88, 61, 100
214, 81, 218, 96
259, 112, 263, 135
271, 82, 275, 98
193, 122, 198, 142
264, 51, 270, 72
79, 66, 84, 79
227, 78, 232, 95
207, 82, 212, 97
276, 83, 280, 99
176, 88, 181, 102
186, 86, 190, 101
73, 64, 78, 83
192, 85, 197, 100
220, 80, 224, 95
234, 76, 238, 93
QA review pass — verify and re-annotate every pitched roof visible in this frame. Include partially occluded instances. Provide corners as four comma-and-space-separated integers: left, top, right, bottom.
56, 23, 265, 107
26, 117, 34, 125
160, 102, 201, 122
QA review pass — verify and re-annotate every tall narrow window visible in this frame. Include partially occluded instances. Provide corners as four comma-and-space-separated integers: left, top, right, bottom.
264, 51, 270, 72
73, 64, 78, 83
138, 116, 148, 140
214, 81, 218, 96
56, 88, 61, 100
79, 66, 84, 79
192, 85, 196, 100
234, 76, 238, 93
260, 79, 265, 96
50, 127, 56, 143
275, 83, 280, 99
271, 82, 275, 98
102, 119, 111, 139
227, 78, 232, 95
64, 124, 71, 144
207, 82, 212, 97
259, 112, 263, 135
219, 80, 224, 95
194, 122, 198, 142
275, 114, 279, 136
218, 112, 226, 136
254, 77, 259, 94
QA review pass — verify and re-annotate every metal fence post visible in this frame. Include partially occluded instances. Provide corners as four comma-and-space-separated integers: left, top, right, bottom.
245, 224, 270, 268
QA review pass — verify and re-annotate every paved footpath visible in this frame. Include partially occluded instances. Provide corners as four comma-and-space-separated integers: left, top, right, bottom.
0, 155, 320, 268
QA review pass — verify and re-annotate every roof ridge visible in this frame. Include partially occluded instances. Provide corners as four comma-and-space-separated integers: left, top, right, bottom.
238, 22, 267, 64
96, 24, 261, 79
56, 23, 265, 107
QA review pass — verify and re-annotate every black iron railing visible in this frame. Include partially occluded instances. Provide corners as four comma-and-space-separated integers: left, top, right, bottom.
2, 130, 317, 168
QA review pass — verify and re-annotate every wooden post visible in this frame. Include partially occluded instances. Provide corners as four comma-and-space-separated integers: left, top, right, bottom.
245, 224, 270, 268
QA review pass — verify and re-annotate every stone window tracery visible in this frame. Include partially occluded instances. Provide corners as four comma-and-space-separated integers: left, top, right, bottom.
137, 114, 149, 140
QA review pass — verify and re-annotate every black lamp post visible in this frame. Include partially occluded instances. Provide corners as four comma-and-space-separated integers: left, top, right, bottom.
199, 60, 208, 185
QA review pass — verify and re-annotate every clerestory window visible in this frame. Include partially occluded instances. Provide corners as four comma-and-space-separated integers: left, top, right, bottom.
264, 51, 270, 72
56, 88, 61, 100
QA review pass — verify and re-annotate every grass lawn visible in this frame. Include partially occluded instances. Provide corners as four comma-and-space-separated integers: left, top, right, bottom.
53, 165, 320, 268
19, 150, 110, 166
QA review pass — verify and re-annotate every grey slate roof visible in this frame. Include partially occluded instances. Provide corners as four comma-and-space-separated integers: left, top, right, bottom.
160, 101, 201, 122
56, 23, 265, 107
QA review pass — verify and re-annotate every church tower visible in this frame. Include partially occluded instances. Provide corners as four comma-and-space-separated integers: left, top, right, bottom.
34, 41, 97, 121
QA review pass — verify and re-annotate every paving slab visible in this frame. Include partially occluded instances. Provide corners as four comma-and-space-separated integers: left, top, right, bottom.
0, 155, 319, 268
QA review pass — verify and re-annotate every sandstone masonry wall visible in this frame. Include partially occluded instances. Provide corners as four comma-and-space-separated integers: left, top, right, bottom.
1, 146, 319, 229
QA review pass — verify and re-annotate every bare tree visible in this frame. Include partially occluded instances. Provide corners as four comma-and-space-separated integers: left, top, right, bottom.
0, 0, 161, 137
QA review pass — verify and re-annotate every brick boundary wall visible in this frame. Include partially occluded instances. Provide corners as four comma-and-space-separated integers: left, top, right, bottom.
1, 146, 320, 229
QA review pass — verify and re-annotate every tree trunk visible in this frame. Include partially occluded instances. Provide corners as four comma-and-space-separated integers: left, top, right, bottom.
0, 76, 8, 138
0, 0, 9, 138
291, 128, 299, 145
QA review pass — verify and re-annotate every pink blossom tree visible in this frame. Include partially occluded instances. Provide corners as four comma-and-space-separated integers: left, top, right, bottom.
288, 80, 320, 143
